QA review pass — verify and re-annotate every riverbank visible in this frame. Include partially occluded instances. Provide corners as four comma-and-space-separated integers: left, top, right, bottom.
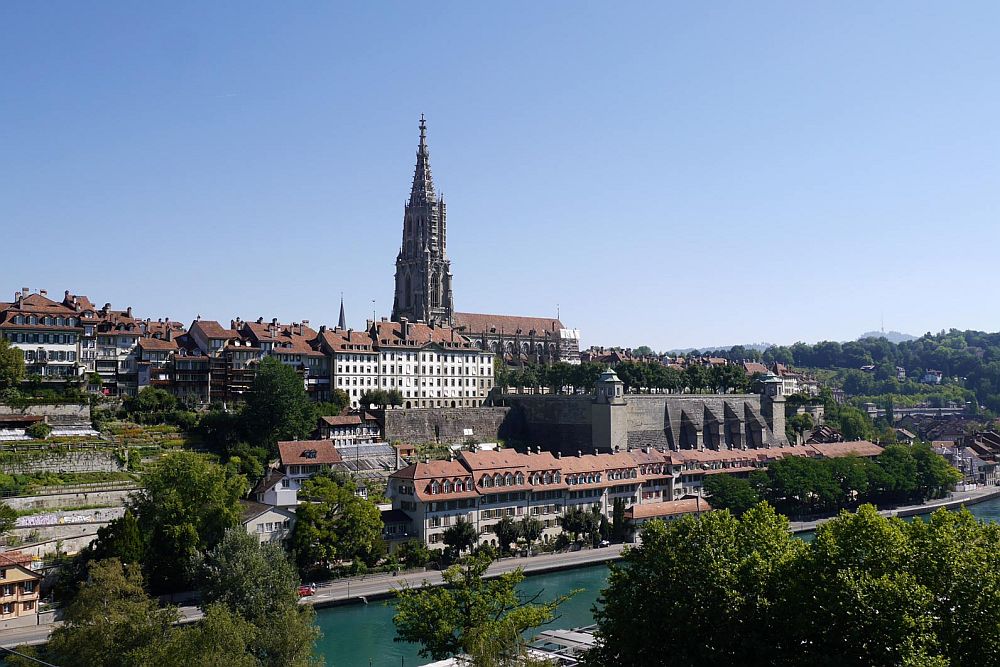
6, 487, 998, 650
306, 543, 626, 609
787, 484, 1000, 533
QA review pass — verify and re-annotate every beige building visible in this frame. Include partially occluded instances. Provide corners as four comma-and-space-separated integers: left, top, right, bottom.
0, 554, 41, 629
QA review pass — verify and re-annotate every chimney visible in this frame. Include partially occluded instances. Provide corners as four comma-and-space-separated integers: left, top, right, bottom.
39, 289, 47, 297
271, 318, 278, 326
319, 325, 327, 334
257, 317, 264, 324
556, 451, 562, 459
577, 450, 582, 458
21, 287, 28, 298
126, 306, 132, 318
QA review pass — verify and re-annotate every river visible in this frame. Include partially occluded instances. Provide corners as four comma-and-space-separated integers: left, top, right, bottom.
313, 496, 1000, 666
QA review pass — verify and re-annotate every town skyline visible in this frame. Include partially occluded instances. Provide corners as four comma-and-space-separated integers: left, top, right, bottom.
5, 4, 1000, 349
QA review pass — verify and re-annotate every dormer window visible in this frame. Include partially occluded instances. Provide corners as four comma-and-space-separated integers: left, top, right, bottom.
430, 481, 440, 494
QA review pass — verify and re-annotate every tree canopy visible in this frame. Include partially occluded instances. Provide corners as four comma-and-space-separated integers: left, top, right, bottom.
0, 338, 25, 390
129, 452, 247, 592
394, 552, 573, 664
589, 502, 1000, 667
291, 474, 384, 573
243, 356, 315, 453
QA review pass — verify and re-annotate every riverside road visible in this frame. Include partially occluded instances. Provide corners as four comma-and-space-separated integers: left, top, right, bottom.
0, 544, 626, 648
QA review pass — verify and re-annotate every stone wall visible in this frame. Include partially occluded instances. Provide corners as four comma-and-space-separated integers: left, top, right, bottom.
504, 392, 785, 454
5, 488, 135, 511
504, 395, 594, 454
382, 408, 516, 445
0, 402, 91, 427
0, 451, 124, 474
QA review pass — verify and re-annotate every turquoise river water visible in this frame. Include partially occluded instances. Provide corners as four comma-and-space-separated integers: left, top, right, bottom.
313, 496, 1000, 667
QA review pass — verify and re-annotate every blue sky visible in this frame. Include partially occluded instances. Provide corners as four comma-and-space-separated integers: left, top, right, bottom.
3, 3, 1000, 351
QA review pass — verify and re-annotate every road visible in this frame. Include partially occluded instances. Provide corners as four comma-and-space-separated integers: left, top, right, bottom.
0, 545, 627, 648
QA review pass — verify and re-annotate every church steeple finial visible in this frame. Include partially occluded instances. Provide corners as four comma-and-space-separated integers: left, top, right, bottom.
338, 293, 346, 330
409, 114, 435, 205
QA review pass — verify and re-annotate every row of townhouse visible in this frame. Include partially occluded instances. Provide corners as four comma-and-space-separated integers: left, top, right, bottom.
1, 289, 494, 407
386, 440, 885, 549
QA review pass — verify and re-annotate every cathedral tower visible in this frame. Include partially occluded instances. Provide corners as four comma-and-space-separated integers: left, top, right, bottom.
391, 116, 454, 325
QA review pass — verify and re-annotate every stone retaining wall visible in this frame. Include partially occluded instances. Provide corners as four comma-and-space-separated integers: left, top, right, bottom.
0, 451, 124, 474
383, 408, 516, 445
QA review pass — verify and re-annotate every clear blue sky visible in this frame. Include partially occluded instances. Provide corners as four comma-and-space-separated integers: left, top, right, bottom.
4, 3, 1000, 351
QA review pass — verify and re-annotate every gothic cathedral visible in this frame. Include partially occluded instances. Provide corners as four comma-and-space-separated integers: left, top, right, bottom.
391, 116, 455, 326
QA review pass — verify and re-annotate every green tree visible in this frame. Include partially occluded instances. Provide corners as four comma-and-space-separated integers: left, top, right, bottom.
0, 338, 25, 390
243, 357, 315, 453
93, 509, 145, 564
125, 386, 177, 416
702, 474, 760, 516
291, 475, 384, 572
589, 503, 804, 666
48, 559, 179, 667
518, 515, 543, 551
313, 388, 350, 417
145, 603, 259, 667
195, 528, 319, 667
874, 444, 920, 501
910, 442, 961, 499
386, 388, 404, 407
0, 502, 16, 537
444, 517, 479, 555
130, 452, 247, 592
397, 539, 431, 569
394, 552, 573, 663
786, 412, 814, 443
359, 388, 389, 409
492, 516, 519, 555
195, 528, 298, 624
611, 497, 626, 541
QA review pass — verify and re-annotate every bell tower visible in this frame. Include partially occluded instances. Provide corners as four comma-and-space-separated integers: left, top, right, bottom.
391, 116, 454, 325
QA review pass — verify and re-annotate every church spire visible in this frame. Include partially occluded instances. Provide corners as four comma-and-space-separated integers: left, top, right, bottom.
409, 114, 436, 205
338, 294, 346, 330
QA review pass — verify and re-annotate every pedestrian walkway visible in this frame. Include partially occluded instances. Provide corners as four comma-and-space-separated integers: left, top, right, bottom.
787, 484, 1000, 533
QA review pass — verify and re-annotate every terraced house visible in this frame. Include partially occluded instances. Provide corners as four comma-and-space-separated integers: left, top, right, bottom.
387, 440, 884, 549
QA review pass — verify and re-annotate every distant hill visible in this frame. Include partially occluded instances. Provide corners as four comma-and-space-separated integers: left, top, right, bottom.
859, 331, 918, 344
666, 342, 775, 355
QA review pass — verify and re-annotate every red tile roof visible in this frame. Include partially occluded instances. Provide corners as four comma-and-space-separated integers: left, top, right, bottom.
454, 312, 563, 335
190, 320, 233, 339
808, 440, 884, 458
322, 415, 362, 426
277, 440, 343, 466
627, 498, 711, 520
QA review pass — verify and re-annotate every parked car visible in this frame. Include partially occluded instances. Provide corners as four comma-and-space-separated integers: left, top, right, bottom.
298, 584, 316, 597
598, 540, 611, 548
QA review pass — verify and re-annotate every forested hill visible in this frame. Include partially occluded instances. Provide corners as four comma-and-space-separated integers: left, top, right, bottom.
740, 330, 1000, 413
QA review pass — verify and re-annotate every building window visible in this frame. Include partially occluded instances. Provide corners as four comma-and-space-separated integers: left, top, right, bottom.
1, 603, 11, 614
22, 581, 34, 593
22, 601, 33, 612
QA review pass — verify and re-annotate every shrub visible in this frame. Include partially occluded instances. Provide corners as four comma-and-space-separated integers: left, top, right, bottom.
25, 422, 52, 439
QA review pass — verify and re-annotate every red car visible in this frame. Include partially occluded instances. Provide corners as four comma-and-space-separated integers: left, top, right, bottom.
298, 585, 316, 597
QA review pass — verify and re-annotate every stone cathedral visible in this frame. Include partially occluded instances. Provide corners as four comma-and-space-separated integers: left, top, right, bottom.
389, 116, 581, 365
390, 115, 455, 326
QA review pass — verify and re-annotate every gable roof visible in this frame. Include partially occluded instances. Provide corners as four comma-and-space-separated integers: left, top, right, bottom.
454, 312, 563, 335
277, 440, 343, 467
